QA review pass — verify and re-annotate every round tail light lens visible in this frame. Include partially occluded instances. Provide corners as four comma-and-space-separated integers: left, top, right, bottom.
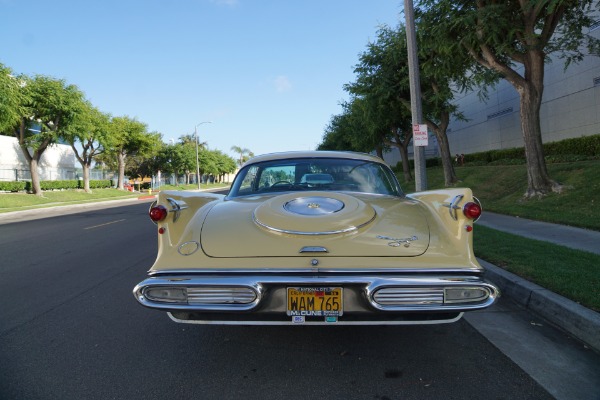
463, 202, 482, 220
149, 205, 168, 222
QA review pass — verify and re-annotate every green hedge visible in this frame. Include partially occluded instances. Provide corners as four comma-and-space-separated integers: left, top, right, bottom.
0, 181, 27, 192
88, 180, 113, 189
544, 135, 600, 157
0, 179, 113, 192
410, 134, 600, 168
462, 134, 600, 165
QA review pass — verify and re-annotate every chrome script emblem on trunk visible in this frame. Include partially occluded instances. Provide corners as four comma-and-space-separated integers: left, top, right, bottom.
376, 235, 418, 248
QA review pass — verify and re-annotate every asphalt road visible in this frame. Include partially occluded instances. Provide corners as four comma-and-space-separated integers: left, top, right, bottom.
0, 203, 556, 399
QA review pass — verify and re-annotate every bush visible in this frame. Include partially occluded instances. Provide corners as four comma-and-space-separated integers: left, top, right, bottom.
0, 181, 27, 192
38, 180, 79, 190
544, 135, 600, 157
461, 134, 599, 166
88, 180, 112, 189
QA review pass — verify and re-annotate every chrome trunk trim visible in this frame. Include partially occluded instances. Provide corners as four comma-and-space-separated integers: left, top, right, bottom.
147, 267, 484, 276
167, 312, 464, 326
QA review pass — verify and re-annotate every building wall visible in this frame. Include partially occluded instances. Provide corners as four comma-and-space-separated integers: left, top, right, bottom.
447, 28, 600, 155
0, 135, 77, 181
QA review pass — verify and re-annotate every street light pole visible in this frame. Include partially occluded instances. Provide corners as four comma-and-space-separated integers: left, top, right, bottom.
194, 121, 212, 190
404, 0, 428, 192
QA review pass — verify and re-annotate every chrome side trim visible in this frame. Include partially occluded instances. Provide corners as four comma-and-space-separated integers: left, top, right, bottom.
167, 312, 464, 326
443, 194, 464, 221
471, 196, 483, 222
166, 198, 188, 222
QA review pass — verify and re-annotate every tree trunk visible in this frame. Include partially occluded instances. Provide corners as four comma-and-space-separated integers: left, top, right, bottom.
399, 144, 412, 183
117, 152, 126, 190
82, 163, 91, 193
16, 119, 46, 196
518, 55, 561, 198
391, 128, 413, 183
29, 158, 42, 195
426, 111, 457, 187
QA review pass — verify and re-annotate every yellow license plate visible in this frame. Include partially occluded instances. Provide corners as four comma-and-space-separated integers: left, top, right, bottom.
287, 287, 343, 317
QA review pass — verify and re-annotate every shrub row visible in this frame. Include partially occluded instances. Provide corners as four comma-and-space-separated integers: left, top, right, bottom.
0, 180, 113, 192
464, 134, 600, 165
414, 134, 600, 168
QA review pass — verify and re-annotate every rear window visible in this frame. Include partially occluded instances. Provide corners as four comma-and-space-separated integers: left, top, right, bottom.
228, 157, 403, 198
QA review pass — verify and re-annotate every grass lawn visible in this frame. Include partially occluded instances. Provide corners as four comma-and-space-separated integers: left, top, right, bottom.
0, 183, 230, 213
475, 225, 600, 312
0, 189, 141, 212
410, 160, 600, 231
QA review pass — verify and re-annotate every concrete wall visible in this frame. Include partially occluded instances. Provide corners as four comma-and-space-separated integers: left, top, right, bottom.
0, 135, 77, 181
447, 28, 600, 155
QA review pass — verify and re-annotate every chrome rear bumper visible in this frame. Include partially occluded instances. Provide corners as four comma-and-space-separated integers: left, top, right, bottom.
133, 273, 499, 325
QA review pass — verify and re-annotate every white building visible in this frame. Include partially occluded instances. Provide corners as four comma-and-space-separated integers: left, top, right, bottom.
0, 135, 77, 181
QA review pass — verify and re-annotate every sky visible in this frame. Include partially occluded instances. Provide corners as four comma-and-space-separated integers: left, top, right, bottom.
1, 0, 403, 159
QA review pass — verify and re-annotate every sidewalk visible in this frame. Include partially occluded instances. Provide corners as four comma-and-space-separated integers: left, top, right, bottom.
477, 212, 600, 352
478, 211, 600, 255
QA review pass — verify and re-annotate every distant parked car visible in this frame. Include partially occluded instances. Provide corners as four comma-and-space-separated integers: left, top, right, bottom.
134, 151, 499, 325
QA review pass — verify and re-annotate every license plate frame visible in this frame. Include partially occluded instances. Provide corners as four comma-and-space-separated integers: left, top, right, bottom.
286, 287, 343, 317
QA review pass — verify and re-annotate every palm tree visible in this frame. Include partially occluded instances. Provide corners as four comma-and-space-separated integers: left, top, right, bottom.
179, 134, 207, 149
230, 146, 253, 166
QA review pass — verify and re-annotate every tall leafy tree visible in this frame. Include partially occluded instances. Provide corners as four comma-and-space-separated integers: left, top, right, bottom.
213, 150, 237, 182
0, 63, 24, 133
419, 0, 600, 197
319, 99, 386, 156
348, 24, 482, 186
105, 116, 160, 189
10, 74, 86, 195
62, 103, 111, 192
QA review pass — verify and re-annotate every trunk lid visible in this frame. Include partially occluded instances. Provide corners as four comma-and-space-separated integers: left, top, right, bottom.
201, 192, 430, 257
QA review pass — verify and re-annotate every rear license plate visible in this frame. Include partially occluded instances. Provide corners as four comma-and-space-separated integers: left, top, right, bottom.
287, 287, 343, 317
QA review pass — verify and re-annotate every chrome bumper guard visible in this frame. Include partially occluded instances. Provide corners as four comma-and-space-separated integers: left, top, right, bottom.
133, 274, 500, 316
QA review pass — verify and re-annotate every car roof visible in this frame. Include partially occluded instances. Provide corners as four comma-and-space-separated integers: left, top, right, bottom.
242, 151, 385, 167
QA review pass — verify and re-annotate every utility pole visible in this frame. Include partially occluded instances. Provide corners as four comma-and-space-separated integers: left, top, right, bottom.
404, 0, 428, 191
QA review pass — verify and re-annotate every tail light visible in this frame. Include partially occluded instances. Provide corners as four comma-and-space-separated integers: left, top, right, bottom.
149, 204, 168, 223
463, 202, 482, 220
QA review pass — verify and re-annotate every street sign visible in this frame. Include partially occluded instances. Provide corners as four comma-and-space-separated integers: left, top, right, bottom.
413, 124, 428, 147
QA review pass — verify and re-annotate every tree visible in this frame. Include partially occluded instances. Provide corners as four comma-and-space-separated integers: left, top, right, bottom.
105, 116, 160, 189
178, 134, 204, 183
10, 74, 86, 195
347, 24, 481, 187
319, 99, 386, 155
213, 150, 237, 182
62, 103, 111, 192
419, 0, 600, 197
0, 63, 24, 134
230, 146, 254, 166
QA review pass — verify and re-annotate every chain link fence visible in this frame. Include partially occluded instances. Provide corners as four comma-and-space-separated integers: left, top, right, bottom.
0, 167, 116, 183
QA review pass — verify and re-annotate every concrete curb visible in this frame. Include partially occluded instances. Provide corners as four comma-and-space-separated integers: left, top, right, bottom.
479, 258, 600, 353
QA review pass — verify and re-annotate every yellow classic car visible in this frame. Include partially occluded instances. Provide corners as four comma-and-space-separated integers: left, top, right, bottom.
133, 151, 499, 325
